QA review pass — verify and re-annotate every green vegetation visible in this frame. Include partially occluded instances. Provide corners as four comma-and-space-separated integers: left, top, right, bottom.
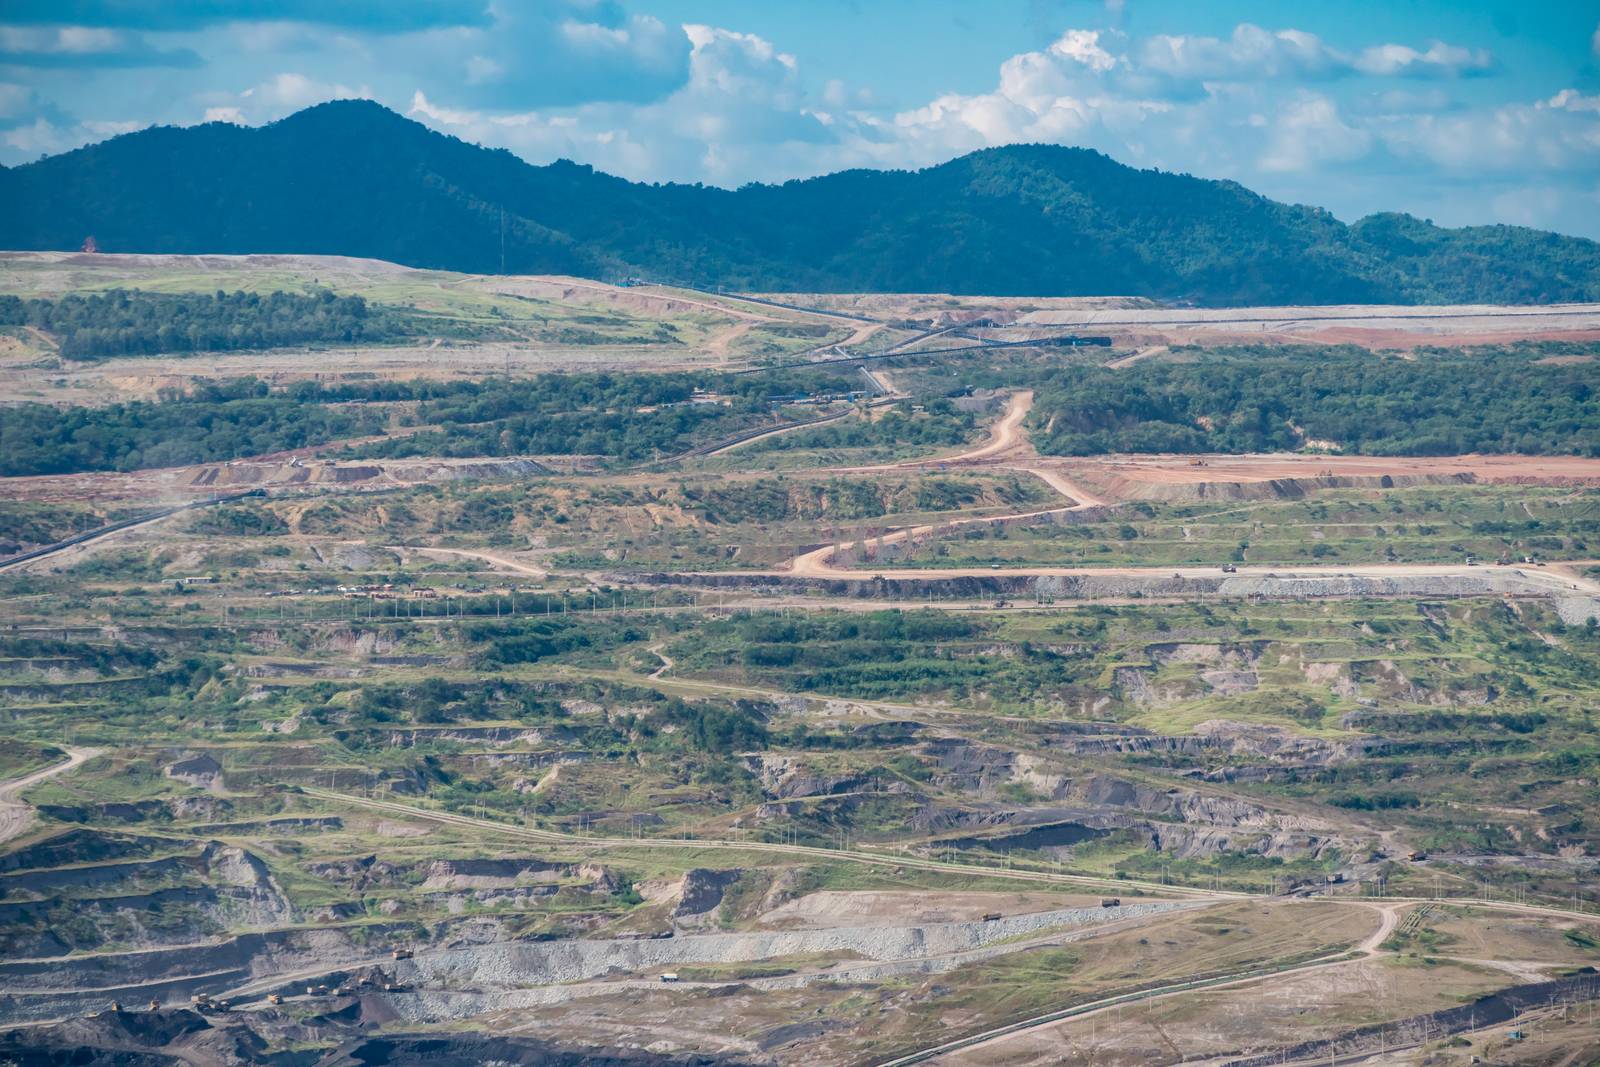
1028, 346, 1600, 456
746, 401, 977, 454
0, 367, 871, 476
0, 378, 381, 476
0, 288, 416, 359
865, 485, 1596, 570
6, 99, 1597, 304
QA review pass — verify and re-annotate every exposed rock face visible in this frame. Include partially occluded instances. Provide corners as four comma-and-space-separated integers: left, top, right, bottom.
674, 868, 743, 926
420, 859, 566, 891
1556, 597, 1600, 625
744, 755, 869, 800
168, 795, 233, 820
1041, 718, 1382, 766
309, 854, 406, 891
330, 544, 399, 570
1111, 666, 1187, 707
912, 734, 1359, 863
164, 753, 222, 788
200, 844, 294, 925
576, 863, 623, 894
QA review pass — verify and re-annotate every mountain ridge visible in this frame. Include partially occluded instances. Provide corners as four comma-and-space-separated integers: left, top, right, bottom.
3, 98, 1597, 306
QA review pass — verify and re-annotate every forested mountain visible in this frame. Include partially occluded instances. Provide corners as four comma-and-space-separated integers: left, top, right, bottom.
4, 99, 1597, 305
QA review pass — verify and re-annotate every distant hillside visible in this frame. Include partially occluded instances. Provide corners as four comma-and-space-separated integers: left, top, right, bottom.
4, 99, 1598, 305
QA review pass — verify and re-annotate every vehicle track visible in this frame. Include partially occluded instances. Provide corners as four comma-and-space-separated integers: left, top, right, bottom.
298, 787, 1230, 899
0, 747, 101, 845
386, 545, 549, 578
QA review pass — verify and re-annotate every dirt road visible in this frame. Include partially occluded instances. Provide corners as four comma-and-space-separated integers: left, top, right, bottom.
0, 747, 100, 845
387, 545, 549, 578
888, 902, 1404, 1066
786, 555, 1600, 592
300, 787, 1229, 900
701, 407, 856, 456
787, 392, 1108, 575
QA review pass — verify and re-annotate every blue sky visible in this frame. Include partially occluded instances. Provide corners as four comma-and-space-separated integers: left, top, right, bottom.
3, 1, 1598, 237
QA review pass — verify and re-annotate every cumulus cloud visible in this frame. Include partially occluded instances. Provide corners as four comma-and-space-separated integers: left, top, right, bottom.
433, 6, 691, 108
242, 72, 369, 110
399, 17, 1598, 218
0, 0, 492, 33
0, 81, 69, 130
1259, 93, 1371, 172
409, 23, 831, 184
0, 25, 202, 67
1138, 25, 1342, 82
1545, 89, 1600, 114
1352, 41, 1492, 77
189, 72, 372, 126
1381, 90, 1600, 174
1134, 23, 1490, 86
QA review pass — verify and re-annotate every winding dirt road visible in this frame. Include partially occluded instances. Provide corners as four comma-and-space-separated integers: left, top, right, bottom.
886, 901, 1406, 1066
785, 392, 1112, 577
386, 545, 549, 578
0, 747, 100, 845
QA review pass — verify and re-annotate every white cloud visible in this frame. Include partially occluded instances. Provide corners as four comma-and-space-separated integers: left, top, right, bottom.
12, 12, 1598, 237
1361, 87, 1455, 114
417, 4, 691, 109
1352, 41, 1492, 77
240, 72, 371, 112
0, 82, 33, 120
1544, 89, 1600, 114
1138, 24, 1341, 82
3, 116, 68, 155
408, 25, 830, 185
1258, 93, 1371, 172
1383, 92, 1600, 174
401, 19, 1585, 218
1049, 29, 1117, 73
0, 26, 116, 53
1134, 24, 1490, 84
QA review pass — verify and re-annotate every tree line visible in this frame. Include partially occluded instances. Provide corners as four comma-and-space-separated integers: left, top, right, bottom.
1027, 347, 1599, 456
0, 288, 415, 360
0, 367, 865, 477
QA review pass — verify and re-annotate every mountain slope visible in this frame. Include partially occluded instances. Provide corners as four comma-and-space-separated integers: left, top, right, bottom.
3, 99, 1597, 305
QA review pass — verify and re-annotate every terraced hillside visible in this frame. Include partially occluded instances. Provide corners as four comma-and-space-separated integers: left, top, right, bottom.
2, 255, 1600, 1065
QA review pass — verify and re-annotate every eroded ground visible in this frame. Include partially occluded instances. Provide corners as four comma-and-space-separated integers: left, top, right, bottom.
3, 256, 1600, 1064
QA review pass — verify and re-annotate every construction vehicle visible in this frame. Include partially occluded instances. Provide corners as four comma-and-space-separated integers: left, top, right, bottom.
110, 1002, 123, 1013
148, 999, 161, 1012
391, 948, 414, 961
267, 994, 282, 1006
